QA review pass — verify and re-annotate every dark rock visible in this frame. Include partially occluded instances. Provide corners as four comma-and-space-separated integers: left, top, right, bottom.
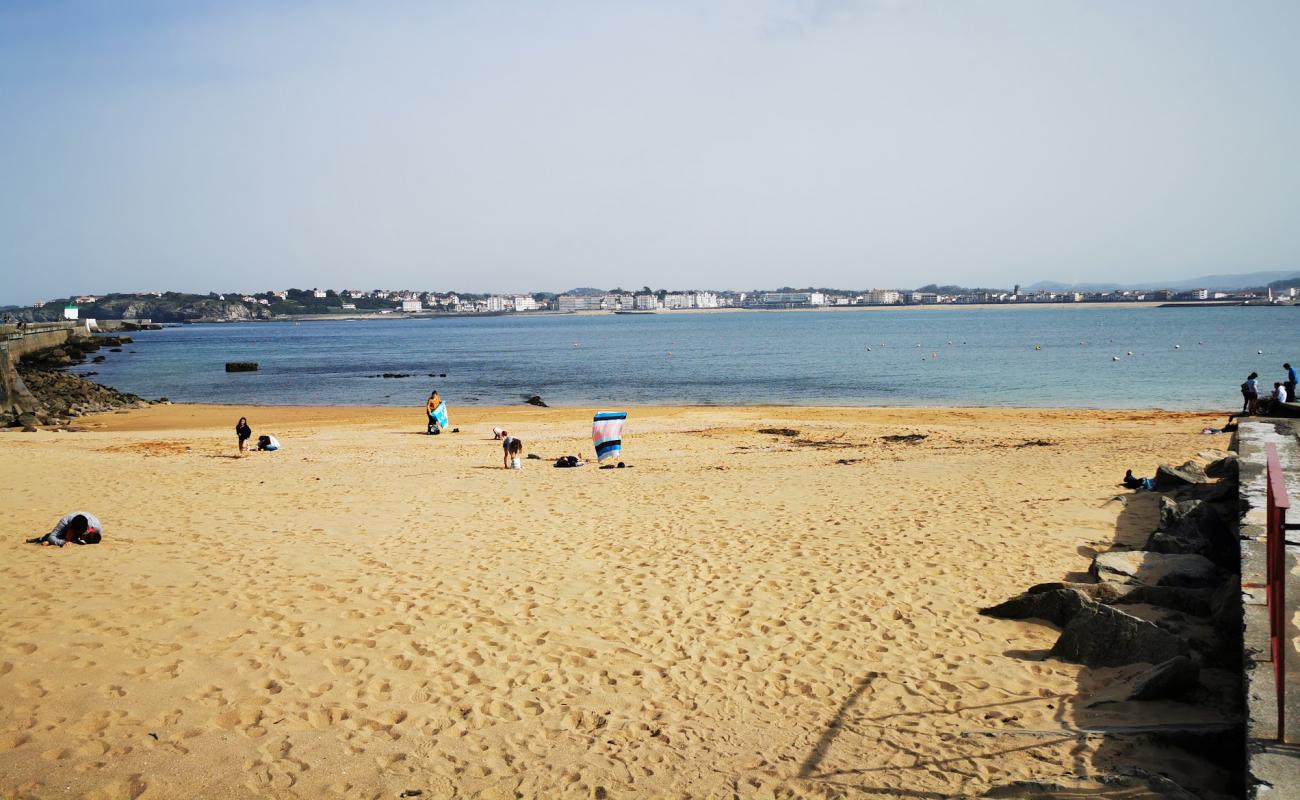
1127, 655, 1200, 701
759, 428, 800, 436
1025, 581, 1136, 604
21, 425, 38, 432
527, 395, 548, 407
1204, 455, 1238, 480
92, 355, 106, 363
1176, 460, 1208, 481
1050, 603, 1188, 667
1144, 497, 1236, 566
108, 347, 122, 352
1171, 482, 1236, 504
1152, 464, 1204, 491
1112, 586, 1214, 617
880, 433, 927, 443
980, 588, 1092, 627
439, 373, 447, 378
17, 412, 38, 428
1091, 550, 1220, 588
225, 362, 259, 372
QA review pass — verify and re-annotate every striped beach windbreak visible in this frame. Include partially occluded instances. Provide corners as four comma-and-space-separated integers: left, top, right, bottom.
592, 411, 626, 462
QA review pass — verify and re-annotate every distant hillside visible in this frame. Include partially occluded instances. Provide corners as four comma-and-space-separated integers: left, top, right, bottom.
1025, 270, 1300, 293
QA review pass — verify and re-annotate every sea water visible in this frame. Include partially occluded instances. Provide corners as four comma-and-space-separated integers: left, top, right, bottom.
76, 305, 1299, 410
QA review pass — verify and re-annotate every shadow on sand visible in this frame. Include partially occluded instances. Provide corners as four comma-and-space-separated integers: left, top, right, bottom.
790, 477, 1244, 797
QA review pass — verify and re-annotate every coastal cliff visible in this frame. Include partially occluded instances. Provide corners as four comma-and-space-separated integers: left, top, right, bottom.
7, 294, 273, 323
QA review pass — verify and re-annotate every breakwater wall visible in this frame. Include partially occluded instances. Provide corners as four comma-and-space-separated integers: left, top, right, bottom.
0, 321, 86, 416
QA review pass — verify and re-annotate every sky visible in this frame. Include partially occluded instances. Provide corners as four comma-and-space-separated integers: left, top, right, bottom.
2, 0, 1298, 303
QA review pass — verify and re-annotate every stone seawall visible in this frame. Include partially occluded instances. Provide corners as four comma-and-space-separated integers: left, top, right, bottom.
0, 322, 86, 416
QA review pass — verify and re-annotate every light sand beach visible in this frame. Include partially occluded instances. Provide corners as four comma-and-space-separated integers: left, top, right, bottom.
0, 404, 1233, 798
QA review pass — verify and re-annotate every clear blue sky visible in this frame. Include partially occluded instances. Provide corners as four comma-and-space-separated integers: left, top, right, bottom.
2, 1, 1297, 303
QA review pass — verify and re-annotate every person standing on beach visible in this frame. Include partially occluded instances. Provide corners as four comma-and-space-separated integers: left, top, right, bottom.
1285, 363, 1297, 406
1242, 372, 1259, 414
26, 512, 103, 547
236, 417, 252, 453
426, 389, 443, 434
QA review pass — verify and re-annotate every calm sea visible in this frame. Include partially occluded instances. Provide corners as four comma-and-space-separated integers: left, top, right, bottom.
76, 306, 1299, 410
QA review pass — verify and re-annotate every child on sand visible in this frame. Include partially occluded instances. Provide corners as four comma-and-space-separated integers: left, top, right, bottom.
502, 436, 524, 469
235, 417, 252, 453
26, 512, 103, 547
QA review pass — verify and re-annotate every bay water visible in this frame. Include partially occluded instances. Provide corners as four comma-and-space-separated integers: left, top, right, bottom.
77, 306, 1298, 410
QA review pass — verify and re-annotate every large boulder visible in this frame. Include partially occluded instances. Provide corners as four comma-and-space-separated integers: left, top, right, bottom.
1152, 464, 1206, 491
1026, 581, 1136, 604
1091, 551, 1220, 588
1204, 455, 1239, 480
1144, 497, 1236, 566
1050, 603, 1189, 667
1127, 655, 1200, 701
980, 588, 1093, 627
1112, 585, 1214, 617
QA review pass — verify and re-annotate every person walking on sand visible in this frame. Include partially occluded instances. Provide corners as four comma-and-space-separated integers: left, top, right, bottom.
1242, 372, 1259, 414
502, 435, 524, 469
26, 512, 103, 547
235, 417, 252, 453
1285, 363, 1297, 407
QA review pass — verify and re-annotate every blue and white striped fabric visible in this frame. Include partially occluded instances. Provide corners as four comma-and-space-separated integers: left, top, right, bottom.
592, 411, 626, 462
431, 401, 449, 430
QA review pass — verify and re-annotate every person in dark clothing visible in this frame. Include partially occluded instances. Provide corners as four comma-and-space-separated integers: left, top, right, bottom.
1285, 363, 1297, 407
236, 417, 252, 454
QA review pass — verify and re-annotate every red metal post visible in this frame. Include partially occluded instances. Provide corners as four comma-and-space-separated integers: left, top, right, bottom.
1265, 442, 1290, 742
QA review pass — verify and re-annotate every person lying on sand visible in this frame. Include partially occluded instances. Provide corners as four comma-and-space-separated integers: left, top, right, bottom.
554, 455, 584, 468
26, 512, 103, 547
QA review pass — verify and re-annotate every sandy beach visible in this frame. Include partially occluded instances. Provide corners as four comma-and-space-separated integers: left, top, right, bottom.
0, 403, 1233, 798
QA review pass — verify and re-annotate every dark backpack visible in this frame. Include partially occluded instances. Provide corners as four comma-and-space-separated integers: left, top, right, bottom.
1241, 382, 1251, 394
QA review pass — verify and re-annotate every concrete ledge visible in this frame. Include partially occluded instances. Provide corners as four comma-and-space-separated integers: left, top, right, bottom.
1237, 419, 1300, 796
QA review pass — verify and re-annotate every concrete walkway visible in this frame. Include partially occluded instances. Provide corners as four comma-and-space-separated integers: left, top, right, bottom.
1237, 417, 1300, 797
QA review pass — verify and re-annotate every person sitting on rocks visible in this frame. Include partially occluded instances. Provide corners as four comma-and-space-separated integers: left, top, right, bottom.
26, 512, 103, 547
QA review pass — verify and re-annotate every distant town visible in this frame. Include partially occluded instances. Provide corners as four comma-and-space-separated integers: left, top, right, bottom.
6, 280, 1299, 324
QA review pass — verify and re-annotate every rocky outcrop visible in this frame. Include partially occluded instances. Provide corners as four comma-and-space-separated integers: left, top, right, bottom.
5, 334, 152, 427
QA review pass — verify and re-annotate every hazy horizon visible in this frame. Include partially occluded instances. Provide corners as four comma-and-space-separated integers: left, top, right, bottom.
3, 1, 1298, 305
